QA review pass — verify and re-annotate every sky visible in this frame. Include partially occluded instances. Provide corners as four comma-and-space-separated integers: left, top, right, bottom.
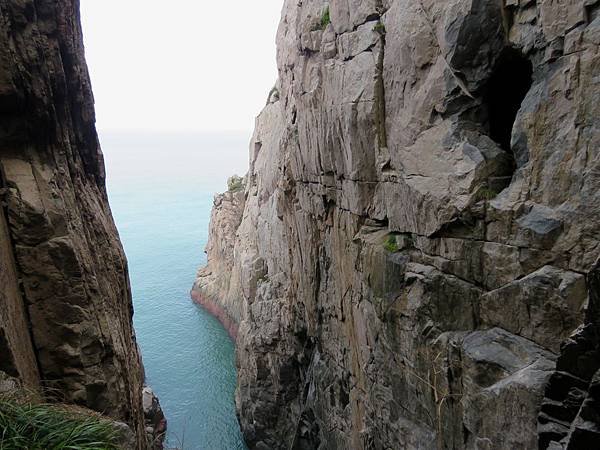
80, 1, 282, 135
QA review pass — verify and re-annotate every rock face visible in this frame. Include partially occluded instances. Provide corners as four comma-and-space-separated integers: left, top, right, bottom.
196, 0, 600, 449
192, 180, 246, 339
0, 0, 160, 448
142, 386, 167, 449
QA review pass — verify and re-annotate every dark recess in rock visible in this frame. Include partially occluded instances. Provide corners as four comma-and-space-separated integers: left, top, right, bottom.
0, 329, 19, 378
483, 48, 533, 155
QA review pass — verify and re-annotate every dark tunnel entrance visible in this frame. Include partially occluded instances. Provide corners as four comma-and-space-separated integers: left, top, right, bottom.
484, 48, 533, 154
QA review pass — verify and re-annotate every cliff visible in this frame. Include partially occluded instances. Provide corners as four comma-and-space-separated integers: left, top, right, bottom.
195, 0, 600, 449
192, 180, 246, 339
0, 0, 162, 448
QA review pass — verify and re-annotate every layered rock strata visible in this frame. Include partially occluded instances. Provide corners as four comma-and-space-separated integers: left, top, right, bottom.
0, 0, 161, 447
196, 0, 600, 449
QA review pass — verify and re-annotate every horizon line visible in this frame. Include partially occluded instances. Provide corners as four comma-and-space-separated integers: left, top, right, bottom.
97, 128, 253, 136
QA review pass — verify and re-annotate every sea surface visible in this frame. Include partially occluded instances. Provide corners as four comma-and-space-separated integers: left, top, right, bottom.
100, 131, 249, 450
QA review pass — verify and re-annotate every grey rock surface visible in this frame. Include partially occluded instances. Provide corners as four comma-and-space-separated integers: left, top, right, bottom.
195, 0, 600, 449
142, 386, 167, 449
192, 185, 247, 326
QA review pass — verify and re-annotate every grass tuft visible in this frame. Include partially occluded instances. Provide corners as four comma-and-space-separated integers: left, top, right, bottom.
320, 7, 331, 30
384, 235, 399, 253
373, 22, 386, 34
0, 394, 122, 450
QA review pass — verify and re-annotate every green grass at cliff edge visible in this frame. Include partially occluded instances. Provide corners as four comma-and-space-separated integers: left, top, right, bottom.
0, 395, 121, 450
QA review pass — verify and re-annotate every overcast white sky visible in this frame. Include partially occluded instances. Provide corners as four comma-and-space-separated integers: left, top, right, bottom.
80, 1, 282, 135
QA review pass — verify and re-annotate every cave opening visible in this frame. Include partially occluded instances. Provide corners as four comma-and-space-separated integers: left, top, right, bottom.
483, 48, 533, 154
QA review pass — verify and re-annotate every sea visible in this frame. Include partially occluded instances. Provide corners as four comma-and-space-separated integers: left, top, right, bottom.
100, 131, 250, 450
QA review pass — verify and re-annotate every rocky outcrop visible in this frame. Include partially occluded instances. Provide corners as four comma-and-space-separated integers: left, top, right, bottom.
196, 0, 600, 449
142, 386, 167, 448
0, 0, 160, 448
538, 259, 600, 449
192, 180, 246, 339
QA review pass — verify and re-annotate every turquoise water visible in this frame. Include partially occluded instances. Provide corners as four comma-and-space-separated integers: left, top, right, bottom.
100, 132, 249, 450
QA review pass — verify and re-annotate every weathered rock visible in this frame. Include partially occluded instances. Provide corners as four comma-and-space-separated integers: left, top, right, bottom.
481, 266, 587, 352
195, 0, 600, 449
0, 370, 20, 394
114, 421, 137, 450
0, 1, 159, 448
142, 386, 167, 449
537, 258, 600, 449
0, 203, 39, 389
192, 186, 246, 336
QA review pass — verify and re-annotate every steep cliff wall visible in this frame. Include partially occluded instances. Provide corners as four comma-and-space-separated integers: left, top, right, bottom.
192, 183, 246, 338
196, 0, 600, 449
0, 0, 157, 447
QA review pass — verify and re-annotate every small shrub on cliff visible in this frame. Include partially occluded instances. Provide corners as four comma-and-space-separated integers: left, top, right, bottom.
384, 235, 399, 253
373, 22, 386, 34
227, 175, 244, 193
0, 394, 121, 449
319, 7, 331, 29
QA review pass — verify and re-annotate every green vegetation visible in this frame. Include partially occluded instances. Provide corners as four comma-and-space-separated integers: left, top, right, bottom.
0, 394, 121, 450
320, 7, 331, 29
373, 22, 386, 34
227, 175, 244, 193
475, 187, 499, 202
384, 235, 399, 253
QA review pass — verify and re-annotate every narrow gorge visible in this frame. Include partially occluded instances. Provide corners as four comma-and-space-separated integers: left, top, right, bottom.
193, 0, 600, 449
0, 0, 599, 449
